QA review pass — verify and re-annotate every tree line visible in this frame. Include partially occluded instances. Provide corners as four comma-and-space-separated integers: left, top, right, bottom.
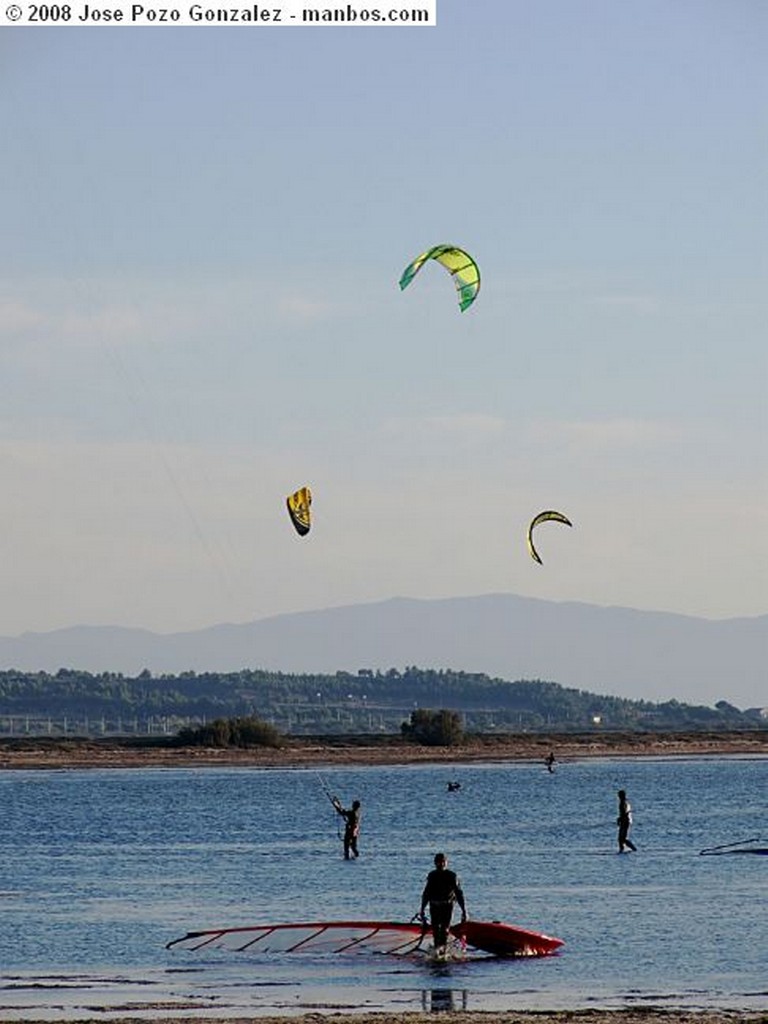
0, 665, 762, 737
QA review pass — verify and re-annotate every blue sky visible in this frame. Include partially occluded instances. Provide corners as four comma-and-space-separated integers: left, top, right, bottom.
1, 2, 767, 635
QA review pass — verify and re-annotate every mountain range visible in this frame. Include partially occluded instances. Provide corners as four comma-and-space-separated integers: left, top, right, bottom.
1, 594, 766, 709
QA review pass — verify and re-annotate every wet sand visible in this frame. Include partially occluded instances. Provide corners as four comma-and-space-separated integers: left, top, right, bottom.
52, 1012, 768, 1024
0, 729, 766, 770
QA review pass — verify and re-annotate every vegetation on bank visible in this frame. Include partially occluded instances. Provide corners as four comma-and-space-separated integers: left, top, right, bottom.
401, 709, 465, 746
175, 715, 283, 749
0, 665, 763, 738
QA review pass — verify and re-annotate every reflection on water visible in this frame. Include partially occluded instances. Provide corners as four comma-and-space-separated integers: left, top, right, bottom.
422, 988, 469, 1013
1, 757, 767, 1019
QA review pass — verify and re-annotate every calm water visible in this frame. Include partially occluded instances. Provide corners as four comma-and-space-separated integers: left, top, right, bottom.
1, 756, 766, 1019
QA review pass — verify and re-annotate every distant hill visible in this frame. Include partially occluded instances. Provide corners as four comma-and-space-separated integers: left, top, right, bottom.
0, 594, 766, 709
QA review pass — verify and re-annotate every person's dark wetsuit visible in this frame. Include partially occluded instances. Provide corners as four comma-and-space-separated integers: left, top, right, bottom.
617, 789, 637, 852
333, 798, 361, 859
420, 852, 467, 950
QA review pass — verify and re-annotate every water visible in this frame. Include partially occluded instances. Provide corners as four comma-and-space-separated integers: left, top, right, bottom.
1, 756, 766, 1019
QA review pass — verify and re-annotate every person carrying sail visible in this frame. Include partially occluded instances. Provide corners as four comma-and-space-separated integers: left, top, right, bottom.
420, 852, 467, 952
332, 797, 361, 859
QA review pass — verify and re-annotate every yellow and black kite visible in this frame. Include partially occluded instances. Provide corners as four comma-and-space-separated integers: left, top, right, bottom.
527, 510, 572, 565
286, 486, 312, 537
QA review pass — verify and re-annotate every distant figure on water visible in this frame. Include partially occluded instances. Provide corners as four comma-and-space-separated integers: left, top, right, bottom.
332, 797, 361, 860
617, 789, 637, 852
545, 751, 556, 773
447, 780, 461, 792
420, 852, 467, 953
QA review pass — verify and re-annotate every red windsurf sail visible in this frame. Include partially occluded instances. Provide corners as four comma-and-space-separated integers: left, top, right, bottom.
167, 919, 563, 958
453, 919, 564, 956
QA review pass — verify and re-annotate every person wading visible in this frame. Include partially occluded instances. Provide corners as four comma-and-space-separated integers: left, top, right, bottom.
419, 852, 467, 952
332, 797, 361, 860
617, 789, 637, 853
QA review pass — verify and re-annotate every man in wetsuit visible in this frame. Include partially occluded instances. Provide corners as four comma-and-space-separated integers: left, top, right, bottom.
617, 789, 637, 852
420, 852, 467, 952
332, 797, 361, 859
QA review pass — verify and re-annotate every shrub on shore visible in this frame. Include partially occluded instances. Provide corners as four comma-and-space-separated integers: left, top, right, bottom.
401, 708, 465, 747
175, 715, 283, 749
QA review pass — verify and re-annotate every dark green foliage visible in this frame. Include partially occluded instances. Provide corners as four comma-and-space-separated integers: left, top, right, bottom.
0, 665, 761, 736
401, 708, 464, 746
176, 715, 283, 749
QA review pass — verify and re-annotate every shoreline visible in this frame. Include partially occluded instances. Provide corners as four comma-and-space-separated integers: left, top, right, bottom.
1, 730, 766, 770
6, 1012, 764, 1024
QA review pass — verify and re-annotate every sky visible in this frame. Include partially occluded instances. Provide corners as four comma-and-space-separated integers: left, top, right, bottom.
1, 1, 768, 637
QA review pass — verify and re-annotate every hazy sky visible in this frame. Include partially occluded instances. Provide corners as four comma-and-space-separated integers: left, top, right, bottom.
2, 2, 767, 636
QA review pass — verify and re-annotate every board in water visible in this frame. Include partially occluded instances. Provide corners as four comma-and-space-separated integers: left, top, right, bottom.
700, 847, 768, 856
167, 919, 563, 958
700, 837, 768, 856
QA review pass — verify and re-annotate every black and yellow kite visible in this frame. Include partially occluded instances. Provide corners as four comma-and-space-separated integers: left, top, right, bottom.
527, 510, 572, 565
286, 486, 312, 536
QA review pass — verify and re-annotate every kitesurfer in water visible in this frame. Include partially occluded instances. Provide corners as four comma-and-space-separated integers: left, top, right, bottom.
332, 797, 361, 860
420, 852, 467, 952
545, 751, 556, 773
617, 789, 637, 852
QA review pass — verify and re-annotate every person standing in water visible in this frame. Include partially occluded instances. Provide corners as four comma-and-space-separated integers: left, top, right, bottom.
617, 789, 637, 852
420, 852, 467, 951
332, 797, 361, 859
545, 751, 556, 773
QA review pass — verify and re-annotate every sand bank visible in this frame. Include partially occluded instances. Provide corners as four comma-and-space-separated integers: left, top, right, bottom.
1, 730, 766, 770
